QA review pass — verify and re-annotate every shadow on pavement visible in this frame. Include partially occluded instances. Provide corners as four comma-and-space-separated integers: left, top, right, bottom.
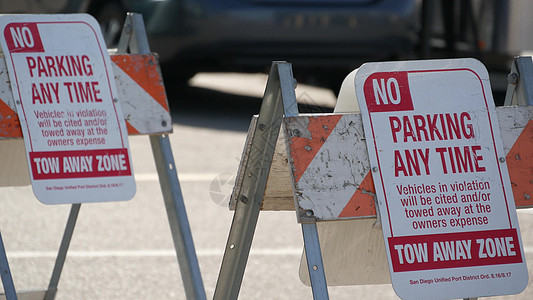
165, 83, 333, 132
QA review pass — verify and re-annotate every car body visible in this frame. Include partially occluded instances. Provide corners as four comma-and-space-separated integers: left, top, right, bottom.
0, 0, 420, 88
128, 0, 419, 84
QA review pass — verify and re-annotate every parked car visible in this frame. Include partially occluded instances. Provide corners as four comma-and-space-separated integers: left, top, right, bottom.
127, 0, 419, 86
1, 0, 526, 95
116, 0, 533, 93
0, 0, 420, 90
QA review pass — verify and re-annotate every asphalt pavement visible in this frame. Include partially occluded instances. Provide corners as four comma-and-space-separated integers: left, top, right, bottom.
1, 73, 532, 299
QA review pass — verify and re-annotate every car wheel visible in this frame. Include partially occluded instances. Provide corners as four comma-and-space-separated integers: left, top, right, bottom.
95, 2, 126, 48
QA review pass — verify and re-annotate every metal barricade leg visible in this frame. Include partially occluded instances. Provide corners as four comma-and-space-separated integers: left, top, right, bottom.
215, 62, 323, 299
0, 230, 17, 300
505, 56, 533, 106
214, 62, 294, 299
44, 204, 81, 300
302, 223, 329, 300
150, 134, 206, 300
118, 13, 206, 299
213, 188, 263, 300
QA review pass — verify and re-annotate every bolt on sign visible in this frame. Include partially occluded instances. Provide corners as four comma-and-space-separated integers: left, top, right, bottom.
0, 14, 135, 204
356, 59, 528, 299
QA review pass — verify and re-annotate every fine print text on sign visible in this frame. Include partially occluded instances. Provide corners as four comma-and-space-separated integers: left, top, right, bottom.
356, 59, 528, 299
0, 14, 136, 204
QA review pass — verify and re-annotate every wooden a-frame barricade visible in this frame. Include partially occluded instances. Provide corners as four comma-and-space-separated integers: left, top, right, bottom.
0, 13, 206, 300
214, 59, 533, 299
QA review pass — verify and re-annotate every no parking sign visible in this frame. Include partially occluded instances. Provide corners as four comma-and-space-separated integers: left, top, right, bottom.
356, 59, 528, 299
0, 14, 135, 204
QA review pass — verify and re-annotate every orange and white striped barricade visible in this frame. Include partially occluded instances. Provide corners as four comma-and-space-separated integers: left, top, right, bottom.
216, 59, 533, 299
0, 13, 205, 300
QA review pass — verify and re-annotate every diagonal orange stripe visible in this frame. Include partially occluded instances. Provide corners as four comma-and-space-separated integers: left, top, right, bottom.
0, 98, 22, 138
506, 120, 533, 208
289, 115, 342, 182
125, 121, 140, 135
338, 172, 376, 218
111, 54, 169, 112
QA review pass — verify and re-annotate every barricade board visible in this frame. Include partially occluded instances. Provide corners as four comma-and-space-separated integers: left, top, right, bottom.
284, 113, 373, 221
355, 59, 528, 299
231, 106, 533, 213
0, 53, 172, 139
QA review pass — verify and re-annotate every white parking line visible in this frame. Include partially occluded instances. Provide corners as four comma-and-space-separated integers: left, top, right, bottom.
7, 247, 533, 259
134, 173, 233, 183
6, 248, 301, 259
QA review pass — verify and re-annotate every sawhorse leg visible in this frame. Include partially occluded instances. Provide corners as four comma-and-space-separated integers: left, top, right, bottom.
38, 134, 208, 300
1, 204, 81, 300
118, 13, 206, 299
302, 223, 329, 299
44, 203, 81, 300
0, 230, 17, 300
214, 62, 295, 300
150, 134, 206, 300
213, 189, 262, 300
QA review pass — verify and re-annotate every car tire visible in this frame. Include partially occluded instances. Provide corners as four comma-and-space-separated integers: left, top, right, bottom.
94, 2, 126, 48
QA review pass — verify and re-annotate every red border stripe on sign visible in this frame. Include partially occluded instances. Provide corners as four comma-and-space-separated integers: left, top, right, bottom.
29, 148, 132, 179
388, 229, 523, 272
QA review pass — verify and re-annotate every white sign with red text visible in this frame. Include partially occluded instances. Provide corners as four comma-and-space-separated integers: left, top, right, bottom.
356, 59, 528, 299
0, 14, 135, 204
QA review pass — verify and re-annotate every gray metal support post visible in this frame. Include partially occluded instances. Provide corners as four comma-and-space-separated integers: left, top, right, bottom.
214, 62, 298, 299
301, 223, 329, 299
514, 56, 533, 106
116, 13, 150, 55
0, 230, 17, 300
44, 204, 81, 300
118, 13, 206, 299
150, 134, 206, 300
505, 56, 533, 106
280, 66, 329, 299
504, 59, 519, 106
